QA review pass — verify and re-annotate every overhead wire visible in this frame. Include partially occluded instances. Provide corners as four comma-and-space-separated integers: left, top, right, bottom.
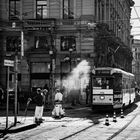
133, 6, 140, 22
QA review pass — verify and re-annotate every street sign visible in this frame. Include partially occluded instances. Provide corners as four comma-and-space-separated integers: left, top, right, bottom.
4, 59, 14, 67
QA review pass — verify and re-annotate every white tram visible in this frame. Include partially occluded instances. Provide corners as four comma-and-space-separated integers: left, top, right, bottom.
91, 67, 135, 109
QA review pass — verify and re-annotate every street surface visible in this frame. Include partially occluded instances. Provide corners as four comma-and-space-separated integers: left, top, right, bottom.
112, 114, 140, 140
1, 101, 140, 140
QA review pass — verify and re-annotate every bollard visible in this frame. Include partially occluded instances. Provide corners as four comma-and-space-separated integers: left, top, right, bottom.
120, 109, 124, 118
113, 112, 117, 122
105, 114, 110, 126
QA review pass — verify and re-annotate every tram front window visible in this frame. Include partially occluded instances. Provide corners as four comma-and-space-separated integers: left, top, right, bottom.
113, 76, 122, 91
93, 77, 113, 89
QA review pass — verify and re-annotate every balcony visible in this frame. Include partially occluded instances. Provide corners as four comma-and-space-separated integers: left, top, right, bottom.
56, 17, 95, 31
0, 16, 95, 32
0, 18, 57, 32
23, 18, 56, 31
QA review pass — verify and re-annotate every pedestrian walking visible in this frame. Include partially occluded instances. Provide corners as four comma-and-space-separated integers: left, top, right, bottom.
43, 84, 50, 104
42, 89, 48, 107
52, 88, 65, 118
33, 88, 44, 124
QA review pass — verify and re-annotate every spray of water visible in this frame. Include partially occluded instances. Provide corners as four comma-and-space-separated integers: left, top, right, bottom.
56, 60, 91, 95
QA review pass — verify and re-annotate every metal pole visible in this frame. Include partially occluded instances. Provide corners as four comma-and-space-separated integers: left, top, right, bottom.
51, 59, 54, 103
6, 66, 9, 129
69, 48, 73, 72
70, 52, 72, 72
49, 50, 54, 103
60, 61, 62, 88
14, 53, 18, 126
21, 30, 24, 57
51, 58, 55, 104
50, 59, 53, 103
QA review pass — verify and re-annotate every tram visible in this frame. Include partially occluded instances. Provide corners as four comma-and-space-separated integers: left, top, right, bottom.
91, 67, 135, 110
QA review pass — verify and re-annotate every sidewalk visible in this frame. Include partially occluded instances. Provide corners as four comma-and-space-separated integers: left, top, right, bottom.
0, 102, 51, 134
0, 103, 82, 134
0, 116, 37, 133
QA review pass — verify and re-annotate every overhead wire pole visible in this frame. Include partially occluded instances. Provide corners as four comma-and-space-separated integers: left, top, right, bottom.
14, 49, 18, 126
12, 20, 24, 126
6, 66, 10, 128
11, 22, 18, 126
13, 4, 24, 124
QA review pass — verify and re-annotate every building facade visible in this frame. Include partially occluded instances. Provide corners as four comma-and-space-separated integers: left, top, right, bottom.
0, 0, 134, 101
132, 39, 140, 87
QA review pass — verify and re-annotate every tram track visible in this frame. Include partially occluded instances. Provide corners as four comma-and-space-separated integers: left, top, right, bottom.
58, 114, 138, 140
58, 105, 140, 140
3, 104, 139, 140
107, 113, 138, 140
107, 102, 140, 140
4, 117, 95, 140
3, 113, 102, 140
59, 124, 95, 140
3, 115, 136, 140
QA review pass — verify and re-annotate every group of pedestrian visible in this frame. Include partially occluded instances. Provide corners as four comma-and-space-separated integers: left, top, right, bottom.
31, 83, 91, 124
33, 86, 65, 125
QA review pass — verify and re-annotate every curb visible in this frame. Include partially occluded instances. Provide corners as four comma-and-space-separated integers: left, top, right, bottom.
0, 123, 37, 133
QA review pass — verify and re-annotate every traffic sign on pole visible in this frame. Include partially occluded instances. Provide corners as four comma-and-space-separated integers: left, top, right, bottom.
4, 59, 14, 67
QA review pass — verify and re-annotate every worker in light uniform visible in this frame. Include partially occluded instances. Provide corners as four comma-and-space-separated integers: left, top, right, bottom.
34, 88, 44, 124
52, 89, 65, 118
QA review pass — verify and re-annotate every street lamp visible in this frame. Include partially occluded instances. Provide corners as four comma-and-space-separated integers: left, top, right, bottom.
69, 48, 73, 72
49, 50, 54, 104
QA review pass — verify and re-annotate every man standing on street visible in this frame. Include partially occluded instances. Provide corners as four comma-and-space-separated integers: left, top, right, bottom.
33, 88, 44, 125
85, 85, 90, 104
52, 88, 65, 118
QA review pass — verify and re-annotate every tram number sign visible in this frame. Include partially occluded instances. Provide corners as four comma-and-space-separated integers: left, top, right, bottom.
4, 59, 14, 67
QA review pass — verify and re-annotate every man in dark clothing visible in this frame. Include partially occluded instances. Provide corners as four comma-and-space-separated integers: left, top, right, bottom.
33, 88, 44, 124
85, 85, 90, 104
43, 84, 50, 104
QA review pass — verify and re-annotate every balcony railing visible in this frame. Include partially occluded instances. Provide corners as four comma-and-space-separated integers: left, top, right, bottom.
0, 17, 95, 32
23, 18, 56, 30
0, 18, 56, 31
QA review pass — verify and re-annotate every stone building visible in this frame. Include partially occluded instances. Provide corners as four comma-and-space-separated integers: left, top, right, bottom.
0, 0, 134, 102
132, 39, 140, 87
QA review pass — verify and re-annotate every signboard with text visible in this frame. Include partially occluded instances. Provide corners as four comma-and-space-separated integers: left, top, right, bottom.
4, 59, 14, 67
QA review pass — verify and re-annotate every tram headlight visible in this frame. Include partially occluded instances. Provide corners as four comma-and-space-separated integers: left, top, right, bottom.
100, 95, 105, 100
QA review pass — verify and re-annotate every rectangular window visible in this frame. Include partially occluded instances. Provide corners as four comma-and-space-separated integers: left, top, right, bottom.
60, 36, 76, 51
63, 0, 74, 19
36, 0, 48, 19
35, 36, 49, 49
9, 0, 20, 20
32, 62, 49, 73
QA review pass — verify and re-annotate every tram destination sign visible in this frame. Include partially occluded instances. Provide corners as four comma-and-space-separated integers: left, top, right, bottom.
96, 70, 110, 74
4, 59, 14, 67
